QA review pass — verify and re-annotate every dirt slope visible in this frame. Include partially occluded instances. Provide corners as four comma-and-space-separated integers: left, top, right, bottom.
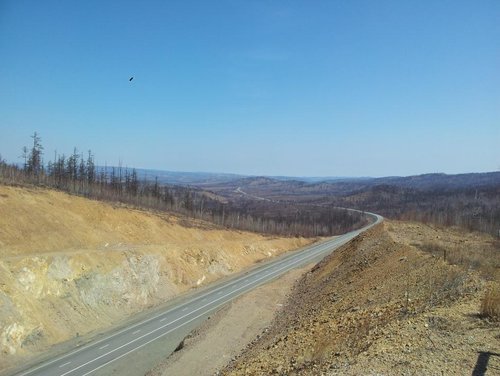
222, 221, 499, 375
0, 185, 311, 371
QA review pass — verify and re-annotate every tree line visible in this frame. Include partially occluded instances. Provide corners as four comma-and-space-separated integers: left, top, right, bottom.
327, 184, 500, 236
0, 132, 367, 237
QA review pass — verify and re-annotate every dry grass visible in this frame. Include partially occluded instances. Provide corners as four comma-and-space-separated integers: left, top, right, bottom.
481, 284, 500, 321
415, 239, 499, 321
416, 241, 499, 281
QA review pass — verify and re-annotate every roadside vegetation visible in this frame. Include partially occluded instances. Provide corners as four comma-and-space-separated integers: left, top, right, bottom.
414, 238, 499, 321
481, 285, 500, 320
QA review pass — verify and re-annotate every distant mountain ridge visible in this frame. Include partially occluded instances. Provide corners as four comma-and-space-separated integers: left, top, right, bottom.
97, 167, 500, 191
110, 168, 374, 186
203, 171, 500, 197
368, 172, 500, 190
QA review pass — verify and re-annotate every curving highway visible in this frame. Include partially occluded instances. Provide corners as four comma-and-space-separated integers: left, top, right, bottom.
13, 213, 383, 376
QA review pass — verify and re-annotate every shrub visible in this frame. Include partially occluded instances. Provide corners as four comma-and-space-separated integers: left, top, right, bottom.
481, 284, 500, 321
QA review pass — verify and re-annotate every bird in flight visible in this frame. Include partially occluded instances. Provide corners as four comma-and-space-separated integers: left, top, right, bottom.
129, 76, 134, 82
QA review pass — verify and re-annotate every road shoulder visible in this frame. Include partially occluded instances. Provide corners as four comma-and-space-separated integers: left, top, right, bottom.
145, 264, 314, 376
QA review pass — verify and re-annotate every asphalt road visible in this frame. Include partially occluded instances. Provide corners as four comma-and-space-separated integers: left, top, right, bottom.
14, 212, 382, 376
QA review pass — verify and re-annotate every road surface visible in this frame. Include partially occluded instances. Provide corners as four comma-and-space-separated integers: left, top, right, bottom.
13, 213, 382, 376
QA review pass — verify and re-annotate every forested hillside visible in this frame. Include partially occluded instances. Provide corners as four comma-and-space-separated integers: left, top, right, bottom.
203, 173, 500, 236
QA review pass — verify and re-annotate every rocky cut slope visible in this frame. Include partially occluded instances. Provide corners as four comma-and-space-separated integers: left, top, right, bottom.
223, 221, 499, 375
0, 185, 312, 372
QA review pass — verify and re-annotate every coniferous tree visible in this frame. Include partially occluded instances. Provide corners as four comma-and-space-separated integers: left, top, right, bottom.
86, 150, 95, 185
20, 146, 28, 170
27, 132, 43, 176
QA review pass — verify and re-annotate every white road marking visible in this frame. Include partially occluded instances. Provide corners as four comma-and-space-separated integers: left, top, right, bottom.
99, 344, 109, 350
21, 255, 290, 376
182, 307, 188, 312
59, 362, 71, 368
20, 216, 385, 376
27, 215, 384, 376
62, 238, 353, 376
160, 317, 167, 322
19, 234, 340, 376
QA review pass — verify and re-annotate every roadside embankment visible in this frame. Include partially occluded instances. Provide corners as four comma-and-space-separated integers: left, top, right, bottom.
0, 185, 312, 371
222, 221, 499, 375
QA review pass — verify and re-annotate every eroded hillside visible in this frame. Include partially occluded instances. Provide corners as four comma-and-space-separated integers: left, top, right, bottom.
223, 221, 499, 375
0, 185, 311, 371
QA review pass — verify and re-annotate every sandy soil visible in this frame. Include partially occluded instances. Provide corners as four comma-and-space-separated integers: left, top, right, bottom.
0, 185, 312, 372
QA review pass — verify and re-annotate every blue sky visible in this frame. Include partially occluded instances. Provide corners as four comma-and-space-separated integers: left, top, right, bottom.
1, 1, 499, 177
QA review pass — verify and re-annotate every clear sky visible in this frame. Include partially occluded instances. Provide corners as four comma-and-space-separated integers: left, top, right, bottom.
1, 1, 499, 177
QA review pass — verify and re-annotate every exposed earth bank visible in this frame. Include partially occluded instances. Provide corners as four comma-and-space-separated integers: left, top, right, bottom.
219, 221, 499, 375
0, 185, 312, 372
